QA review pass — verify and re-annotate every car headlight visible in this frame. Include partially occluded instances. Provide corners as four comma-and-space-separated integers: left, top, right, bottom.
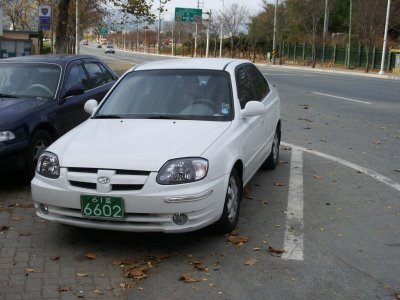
0, 131, 16, 142
157, 158, 208, 185
36, 151, 60, 179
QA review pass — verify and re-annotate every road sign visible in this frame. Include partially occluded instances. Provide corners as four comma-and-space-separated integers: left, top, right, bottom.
175, 7, 202, 23
99, 28, 108, 35
38, 5, 51, 31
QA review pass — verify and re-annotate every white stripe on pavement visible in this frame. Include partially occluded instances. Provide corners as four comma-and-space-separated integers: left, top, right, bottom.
282, 142, 400, 192
312, 92, 372, 105
282, 149, 304, 261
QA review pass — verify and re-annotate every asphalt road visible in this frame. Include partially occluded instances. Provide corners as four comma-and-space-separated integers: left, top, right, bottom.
0, 45, 399, 299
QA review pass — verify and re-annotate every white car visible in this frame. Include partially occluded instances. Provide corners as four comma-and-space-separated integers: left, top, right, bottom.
104, 45, 115, 54
31, 58, 281, 233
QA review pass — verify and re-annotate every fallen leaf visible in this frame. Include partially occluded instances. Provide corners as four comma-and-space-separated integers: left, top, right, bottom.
243, 184, 252, 196
15, 203, 34, 209
298, 117, 313, 122
49, 256, 60, 261
84, 252, 97, 260
209, 283, 215, 288
124, 268, 147, 279
259, 201, 269, 205
193, 261, 207, 271
25, 268, 35, 273
268, 246, 286, 257
278, 160, 288, 165
179, 273, 201, 283
244, 258, 257, 266
20, 231, 32, 236
57, 286, 71, 292
253, 247, 261, 251
303, 126, 312, 130
94, 289, 103, 294
76, 273, 89, 277
245, 195, 255, 200
0, 225, 9, 232
373, 140, 381, 145
212, 261, 221, 270
282, 146, 292, 151
274, 181, 285, 187
119, 282, 134, 289
227, 235, 249, 245
11, 216, 23, 221
313, 175, 324, 179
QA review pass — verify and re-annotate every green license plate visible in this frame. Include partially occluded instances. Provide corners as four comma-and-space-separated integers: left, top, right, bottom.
81, 195, 124, 220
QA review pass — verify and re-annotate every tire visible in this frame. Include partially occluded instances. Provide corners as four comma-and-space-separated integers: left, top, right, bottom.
25, 130, 53, 179
216, 168, 243, 233
263, 130, 280, 170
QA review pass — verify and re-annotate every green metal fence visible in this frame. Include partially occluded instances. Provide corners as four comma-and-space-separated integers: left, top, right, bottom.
280, 42, 396, 71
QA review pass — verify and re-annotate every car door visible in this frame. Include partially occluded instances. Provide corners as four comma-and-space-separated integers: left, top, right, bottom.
235, 65, 265, 183
243, 64, 276, 160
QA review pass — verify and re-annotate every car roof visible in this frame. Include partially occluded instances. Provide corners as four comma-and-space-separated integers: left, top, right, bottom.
134, 58, 251, 71
0, 54, 99, 66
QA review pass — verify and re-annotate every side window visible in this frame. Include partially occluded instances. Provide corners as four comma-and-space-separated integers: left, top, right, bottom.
244, 64, 270, 101
84, 61, 107, 89
64, 64, 88, 91
99, 63, 116, 83
235, 66, 254, 109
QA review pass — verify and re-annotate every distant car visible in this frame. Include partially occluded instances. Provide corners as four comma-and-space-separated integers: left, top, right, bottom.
97, 44, 102, 48
82, 41, 89, 46
105, 45, 115, 54
0, 55, 118, 177
32, 58, 281, 233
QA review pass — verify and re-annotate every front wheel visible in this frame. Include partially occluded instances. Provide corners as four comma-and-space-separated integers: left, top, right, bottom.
216, 169, 243, 233
263, 131, 280, 170
25, 130, 53, 179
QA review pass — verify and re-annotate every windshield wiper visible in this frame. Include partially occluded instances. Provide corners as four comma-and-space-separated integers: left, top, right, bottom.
146, 115, 185, 120
0, 93, 18, 98
93, 114, 122, 119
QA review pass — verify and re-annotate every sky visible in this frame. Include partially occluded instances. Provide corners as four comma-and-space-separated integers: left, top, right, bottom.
161, 0, 264, 21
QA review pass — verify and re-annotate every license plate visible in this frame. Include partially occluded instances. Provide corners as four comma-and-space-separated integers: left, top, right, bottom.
81, 195, 124, 220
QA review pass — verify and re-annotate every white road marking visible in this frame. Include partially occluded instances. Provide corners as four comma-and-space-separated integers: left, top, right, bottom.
282, 142, 400, 192
266, 73, 316, 77
282, 149, 304, 261
312, 92, 371, 105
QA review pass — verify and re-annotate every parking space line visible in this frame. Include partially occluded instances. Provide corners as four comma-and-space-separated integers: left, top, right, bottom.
282, 149, 304, 261
282, 142, 400, 192
312, 92, 372, 105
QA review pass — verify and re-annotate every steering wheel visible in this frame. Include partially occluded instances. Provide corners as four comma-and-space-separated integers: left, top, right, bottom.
192, 98, 218, 112
27, 84, 53, 97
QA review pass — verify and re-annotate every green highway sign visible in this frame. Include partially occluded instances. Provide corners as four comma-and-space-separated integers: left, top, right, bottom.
99, 28, 108, 35
175, 7, 202, 23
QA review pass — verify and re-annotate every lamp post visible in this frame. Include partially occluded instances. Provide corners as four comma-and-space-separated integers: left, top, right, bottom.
347, 0, 352, 69
379, 0, 391, 75
322, 0, 329, 62
157, 0, 168, 55
272, 0, 278, 65
205, 10, 211, 58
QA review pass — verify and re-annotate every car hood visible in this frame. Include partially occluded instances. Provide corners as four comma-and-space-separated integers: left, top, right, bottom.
0, 97, 47, 126
50, 119, 231, 171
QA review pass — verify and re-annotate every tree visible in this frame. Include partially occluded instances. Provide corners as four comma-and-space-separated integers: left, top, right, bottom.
219, 2, 249, 58
2, 0, 37, 30
353, 0, 386, 72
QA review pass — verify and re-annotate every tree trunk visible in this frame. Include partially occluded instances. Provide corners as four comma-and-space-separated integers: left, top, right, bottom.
55, 0, 71, 54
230, 36, 234, 58
365, 46, 370, 73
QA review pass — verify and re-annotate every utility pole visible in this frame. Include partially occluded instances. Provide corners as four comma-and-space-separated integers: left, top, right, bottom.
75, 0, 80, 54
157, 0, 168, 55
347, 0, 352, 69
206, 10, 211, 58
322, 0, 329, 62
272, 0, 278, 65
194, 0, 200, 57
219, 0, 224, 57
379, 0, 391, 75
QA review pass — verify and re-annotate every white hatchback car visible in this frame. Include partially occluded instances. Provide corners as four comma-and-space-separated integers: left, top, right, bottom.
31, 58, 281, 233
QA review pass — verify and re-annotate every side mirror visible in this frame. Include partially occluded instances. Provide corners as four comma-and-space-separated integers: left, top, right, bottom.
241, 101, 266, 117
62, 85, 85, 99
84, 99, 98, 115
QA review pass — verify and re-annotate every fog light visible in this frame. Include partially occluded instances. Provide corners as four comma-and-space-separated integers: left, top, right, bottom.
39, 203, 49, 214
172, 213, 188, 225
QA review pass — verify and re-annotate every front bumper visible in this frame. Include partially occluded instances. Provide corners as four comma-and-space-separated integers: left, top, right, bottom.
31, 168, 229, 233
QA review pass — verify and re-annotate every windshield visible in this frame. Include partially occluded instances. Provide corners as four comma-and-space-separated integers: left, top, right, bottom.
96, 69, 233, 121
0, 63, 61, 99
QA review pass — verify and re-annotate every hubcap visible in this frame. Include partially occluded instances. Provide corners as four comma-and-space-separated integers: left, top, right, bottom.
226, 176, 239, 223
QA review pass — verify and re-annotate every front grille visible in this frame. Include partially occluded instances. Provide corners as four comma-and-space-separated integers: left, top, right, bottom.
66, 167, 150, 192
70, 181, 96, 189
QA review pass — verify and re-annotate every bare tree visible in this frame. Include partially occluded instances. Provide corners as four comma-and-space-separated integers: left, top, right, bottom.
219, 2, 249, 58
353, 0, 386, 72
2, 0, 37, 30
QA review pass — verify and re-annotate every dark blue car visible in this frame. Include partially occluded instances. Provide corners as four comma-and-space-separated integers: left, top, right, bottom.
0, 55, 118, 178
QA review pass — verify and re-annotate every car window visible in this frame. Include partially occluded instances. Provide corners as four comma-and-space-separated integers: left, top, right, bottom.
235, 66, 254, 109
98, 63, 116, 83
64, 63, 88, 91
84, 62, 107, 89
244, 64, 270, 101
96, 69, 233, 121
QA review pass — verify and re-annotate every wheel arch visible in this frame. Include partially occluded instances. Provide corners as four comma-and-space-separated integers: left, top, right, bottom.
30, 123, 58, 142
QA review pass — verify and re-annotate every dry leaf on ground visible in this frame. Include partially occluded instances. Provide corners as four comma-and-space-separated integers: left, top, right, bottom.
76, 273, 89, 277
373, 140, 381, 145
179, 273, 201, 283
25, 268, 35, 273
244, 258, 257, 266
20, 231, 32, 236
313, 175, 324, 179
227, 235, 249, 245
124, 267, 148, 279
274, 181, 285, 187
49, 256, 60, 261
0, 225, 9, 232
11, 216, 23, 221
57, 286, 71, 292
193, 261, 207, 271
243, 184, 252, 195
282, 147, 292, 151
84, 252, 97, 260
268, 245, 286, 257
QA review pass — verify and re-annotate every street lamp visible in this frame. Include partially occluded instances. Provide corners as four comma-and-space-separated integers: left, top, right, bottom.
379, 0, 391, 75
272, 0, 278, 65
205, 10, 211, 58
347, 0, 352, 69
157, 0, 169, 55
